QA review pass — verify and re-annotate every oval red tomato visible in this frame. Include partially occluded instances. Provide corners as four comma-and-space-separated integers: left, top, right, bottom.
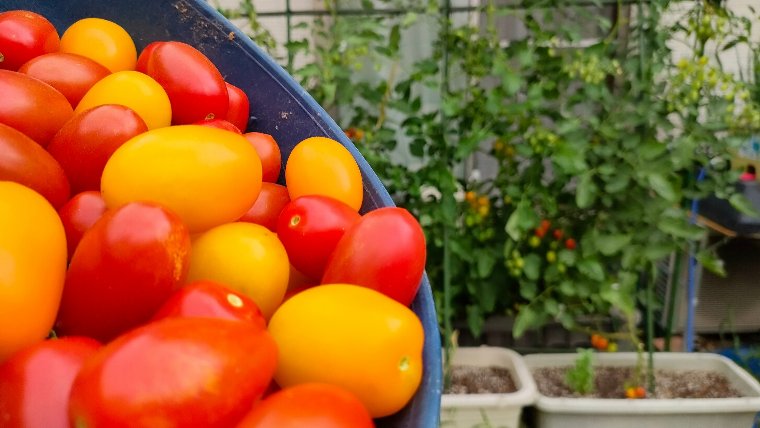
18, 52, 111, 107
239, 182, 290, 232
236, 383, 374, 428
47, 104, 148, 194
0, 336, 101, 428
137, 41, 228, 124
56, 191, 107, 260
151, 280, 267, 330
55, 201, 192, 342
0, 122, 70, 209
276, 195, 360, 281
244, 132, 281, 183
225, 81, 250, 131
68, 317, 277, 428
322, 207, 426, 306
0, 70, 73, 146
0, 10, 59, 71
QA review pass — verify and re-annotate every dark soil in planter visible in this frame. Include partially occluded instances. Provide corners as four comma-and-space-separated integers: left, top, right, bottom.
532, 366, 742, 399
444, 365, 517, 394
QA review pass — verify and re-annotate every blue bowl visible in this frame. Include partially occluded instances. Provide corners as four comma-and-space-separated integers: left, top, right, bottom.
1, 1, 442, 426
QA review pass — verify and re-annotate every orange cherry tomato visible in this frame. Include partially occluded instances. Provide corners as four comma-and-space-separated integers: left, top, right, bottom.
59, 17, 136, 72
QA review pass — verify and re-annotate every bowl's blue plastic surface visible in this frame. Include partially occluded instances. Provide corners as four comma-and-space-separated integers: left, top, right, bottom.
1, 1, 442, 426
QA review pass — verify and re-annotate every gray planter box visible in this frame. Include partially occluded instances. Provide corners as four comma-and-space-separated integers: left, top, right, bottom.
441, 346, 537, 427
524, 352, 760, 428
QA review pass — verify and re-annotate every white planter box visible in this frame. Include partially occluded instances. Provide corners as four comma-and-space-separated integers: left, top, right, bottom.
440, 346, 537, 428
524, 352, 760, 428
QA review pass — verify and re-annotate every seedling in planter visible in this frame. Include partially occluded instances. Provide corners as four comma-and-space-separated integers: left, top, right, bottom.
566, 348, 595, 395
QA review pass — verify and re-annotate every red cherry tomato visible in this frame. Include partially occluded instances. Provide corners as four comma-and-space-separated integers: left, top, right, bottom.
0, 10, 59, 71
0, 336, 101, 428
69, 317, 278, 428
151, 280, 267, 330
55, 202, 192, 342
322, 207, 426, 306
276, 195, 361, 281
565, 238, 577, 250
236, 383, 375, 428
137, 41, 228, 124
0, 70, 73, 146
56, 191, 107, 260
0, 122, 70, 209
48, 104, 148, 194
194, 118, 242, 134
239, 182, 291, 232
18, 52, 110, 107
224, 82, 250, 131
244, 132, 281, 183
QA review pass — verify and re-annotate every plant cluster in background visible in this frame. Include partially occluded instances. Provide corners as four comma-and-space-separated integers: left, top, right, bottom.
217, 0, 760, 359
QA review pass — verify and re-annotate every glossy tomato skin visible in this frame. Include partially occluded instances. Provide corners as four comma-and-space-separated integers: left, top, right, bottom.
0, 10, 59, 71
56, 191, 107, 260
0, 181, 67, 362
137, 41, 228, 124
18, 52, 111, 107
276, 195, 360, 281
239, 182, 290, 232
285, 136, 363, 210
0, 336, 101, 428
48, 104, 148, 194
101, 125, 262, 233
194, 118, 242, 134
75, 70, 171, 130
322, 207, 426, 306
151, 280, 267, 331
0, 123, 70, 209
225, 82, 250, 131
55, 201, 192, 342
69, 317, 278, 428
0, 70, 73, 146
244, 132, 281, 183
58, 18, 136, 73
268, 284, 424, 418
235, 383, 375, 428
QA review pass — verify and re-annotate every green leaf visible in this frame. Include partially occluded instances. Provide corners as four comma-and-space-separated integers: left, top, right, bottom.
578, 259, 605, 281
639, 140, 667, 160
553, 142, 587, 174
520, 280, 538, 300
401, 11, 418, 27
642, 242, 676, 260
523, 253, 542, 281
477, 252, 496, 278
558, 249, 577, 266
646, 172, 679, 202
513, 305, 546, 338
505, 200, 534, 240
501, 68, 522, 96
599, 281, 635, 316
657, 217, 705, 240
696, 249, 726, 277
466, 305, 484, 338
576, 172, 598, 208
594, 233, 632, 256
729, 193, 760, 218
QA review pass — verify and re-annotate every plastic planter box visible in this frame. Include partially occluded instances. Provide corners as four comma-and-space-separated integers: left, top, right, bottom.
524, 352, 760, 428
1, 1, 442, 426
441, 346, 537, 427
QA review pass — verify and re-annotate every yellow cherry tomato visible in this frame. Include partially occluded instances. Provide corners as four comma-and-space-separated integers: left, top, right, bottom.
187, 222, 289, 319
75, 71, 171, 129
285, 137, 363, 211
0, 181, 67, 362
59, 17, 136, 72
268, 284, 424, 418
101, 125, 262, 232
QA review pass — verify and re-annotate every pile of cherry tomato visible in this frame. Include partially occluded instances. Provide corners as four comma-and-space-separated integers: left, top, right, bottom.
0, 9, 428, 427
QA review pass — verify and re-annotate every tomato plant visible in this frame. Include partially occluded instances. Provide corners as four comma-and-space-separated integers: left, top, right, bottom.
0, 10, 59, 71
322, 207, 426, 306
238, 182, 290, 232
0, 69, 73, 146
0, 122, 70, 209
69, 317, 277, 428
55, 201, 191, 342
285, 136, 363, 211
0, 336, 101, 428
137, 41, 228, 124
0, 181, 67, 362
18, 52, 110, 107
48, 104, 148, 194
59, 17, 136, 72
236, 383, 374, 428
56, 191, 107, 260
276, 195, 360, 281
243, 132, 281, 183
101, 125, 261, 232
268, 284, 423, 418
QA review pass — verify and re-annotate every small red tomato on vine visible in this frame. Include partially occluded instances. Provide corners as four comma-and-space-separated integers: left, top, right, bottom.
565, 238, 577, 250
590, 334, 608, 350
535, 227, 546, 238
553, 229, 564, 240
539, 219, 551, 231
